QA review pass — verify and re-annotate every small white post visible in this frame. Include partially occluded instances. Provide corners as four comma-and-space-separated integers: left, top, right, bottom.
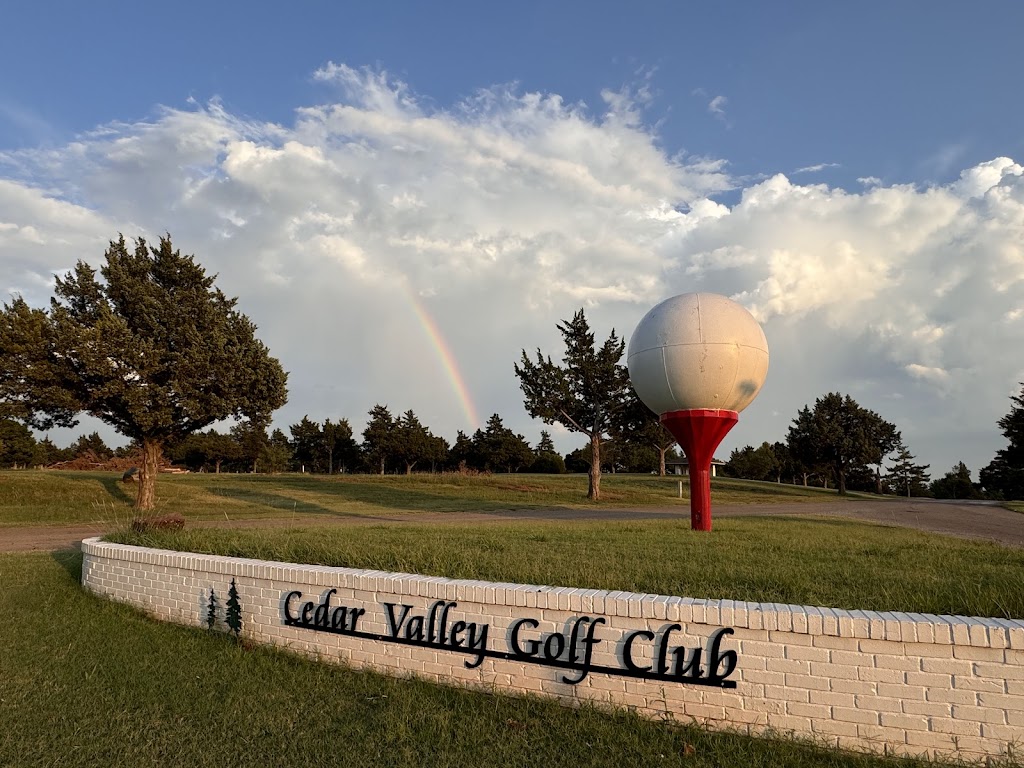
678, 480, 683, 499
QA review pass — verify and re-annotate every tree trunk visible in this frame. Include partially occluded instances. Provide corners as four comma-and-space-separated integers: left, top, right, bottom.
379, 458, 385, 476
215, 459, 222, 474
135, 437, 162, 512
837, 469, 847, 495
588, 432, 601, 501
658, 446, 667, 477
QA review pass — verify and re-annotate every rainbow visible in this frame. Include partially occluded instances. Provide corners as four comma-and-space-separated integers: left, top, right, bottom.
404, 287, 480, 430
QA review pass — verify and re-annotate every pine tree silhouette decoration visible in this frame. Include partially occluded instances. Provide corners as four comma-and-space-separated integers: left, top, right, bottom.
206, 588, 218, 630
225, 578, 242, 637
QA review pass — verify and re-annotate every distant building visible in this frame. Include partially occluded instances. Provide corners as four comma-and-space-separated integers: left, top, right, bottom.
665, 457, 726, 477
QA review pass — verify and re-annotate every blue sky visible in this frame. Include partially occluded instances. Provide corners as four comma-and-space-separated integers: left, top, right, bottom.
2, 2, 1024, 478
4, 3, 1022, 188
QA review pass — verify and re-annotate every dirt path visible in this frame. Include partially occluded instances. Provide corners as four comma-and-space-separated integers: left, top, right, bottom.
1, 498, 1020, 553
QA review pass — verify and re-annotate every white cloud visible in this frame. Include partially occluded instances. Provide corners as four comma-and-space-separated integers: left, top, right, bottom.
708, 95, 728, 120
1, 65, 1022, 476
795, 163, 840, 174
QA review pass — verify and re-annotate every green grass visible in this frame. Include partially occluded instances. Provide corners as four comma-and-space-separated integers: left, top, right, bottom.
0, 470, 845, 526
113, 516, 1024, 618
0, 551, 940, 768
1006, 502, 1024, 514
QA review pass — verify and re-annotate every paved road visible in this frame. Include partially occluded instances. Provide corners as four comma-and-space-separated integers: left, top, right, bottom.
1, 498, 1020, 553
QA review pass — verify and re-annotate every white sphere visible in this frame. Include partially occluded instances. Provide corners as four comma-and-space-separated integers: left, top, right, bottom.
627, 293, 769, 414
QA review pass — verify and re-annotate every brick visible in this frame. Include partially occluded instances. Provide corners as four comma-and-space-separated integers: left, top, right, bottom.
784, 645, 828, 662
812, 662, 859, 680
809, 689, 855, 708
741, 640, 785, 658
830, 678, 876, 695
764, 685, 810, 703
953, 645, 1005, 662
766, 658, 810, 674
786, 701, 830, 719
857, 667, 904, 684
857, 723, 909, 743
880, 712, 929, 731
930, 718, 982, 736
876, 682, 924, 700
832, 706, 879, 725
921, 658, 973, 676
977, 662, 1024, 680
902, 700, 951, 717
978, 692, 1024, 711
812, 634, 859, 651
810, 719, 859, 737
874, 655, 921, 672
765, 713, 810, 732
951, 704, 1006, 724
953, 675, 1007, 693
829, 650, 871, 667
784, 673, 830, 692
904, 670, 952, 688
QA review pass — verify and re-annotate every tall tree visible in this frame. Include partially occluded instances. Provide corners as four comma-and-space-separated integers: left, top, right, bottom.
931, 461, 982, 500
289, 416, 324, 472
231, 418, 270, 473
0, 235, 287, 509
475, 413, 533, 473
884, 440, 931, 497
787, 392, 900, 495
980, 384, 1024, 500
615, 392, 678, 476
515, 309, 630, 500
323, 418, 360, 474
0, 419, 37, 468
362, 405, 396, 475
393, 410, 432, 474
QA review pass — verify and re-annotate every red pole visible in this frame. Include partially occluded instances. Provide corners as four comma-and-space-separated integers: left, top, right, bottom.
660, 409, 739, 531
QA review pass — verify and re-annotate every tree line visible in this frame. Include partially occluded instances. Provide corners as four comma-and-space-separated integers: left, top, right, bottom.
723, 388, 1024, 501
4, 232, 1024, 510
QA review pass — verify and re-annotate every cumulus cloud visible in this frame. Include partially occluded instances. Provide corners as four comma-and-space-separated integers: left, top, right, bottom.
0, 64, 1022, 474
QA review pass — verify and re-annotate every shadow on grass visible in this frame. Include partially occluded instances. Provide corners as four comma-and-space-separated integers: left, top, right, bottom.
204, 476, 534, 514
51, 549, 83, 583
98, 476, 134, 505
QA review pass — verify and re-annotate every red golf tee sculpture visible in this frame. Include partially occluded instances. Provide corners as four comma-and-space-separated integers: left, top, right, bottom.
660, 409, 739, 531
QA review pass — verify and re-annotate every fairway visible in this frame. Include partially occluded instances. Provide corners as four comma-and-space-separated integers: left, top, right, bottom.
0, 470, 845, 527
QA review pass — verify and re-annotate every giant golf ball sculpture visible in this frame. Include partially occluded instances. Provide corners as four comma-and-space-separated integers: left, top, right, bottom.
628, 293, 769, 531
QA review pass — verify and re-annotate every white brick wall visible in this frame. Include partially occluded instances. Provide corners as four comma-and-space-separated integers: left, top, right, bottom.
81, 537, 1024, 762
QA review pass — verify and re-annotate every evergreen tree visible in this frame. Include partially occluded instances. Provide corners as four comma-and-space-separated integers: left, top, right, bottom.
515, 309, 630, 500
536, 431, 556, 456
206, 588, 218, 630
0, 235, 287, 509
787, 393, 900, 495
259, 429, 292, 473
448, 430, 478, 471
0, 419, 37, 467
362, 405, 396, 474
980, 384, 1024, 499
225, 579, 242, 637
475, 414, 533, 473
884, 440, 931, 497
289, 415, 324, 472
323, 418, 360, 474
69, 431, 113, 460
231, 419, 270, 473
393, 410, 432, 474
931, 462, 982, 500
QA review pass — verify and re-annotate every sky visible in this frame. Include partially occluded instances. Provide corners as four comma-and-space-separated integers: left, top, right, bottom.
2, 2, 1024, 478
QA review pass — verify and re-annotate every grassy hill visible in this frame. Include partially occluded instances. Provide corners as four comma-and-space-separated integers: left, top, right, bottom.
0, 470, 848, 526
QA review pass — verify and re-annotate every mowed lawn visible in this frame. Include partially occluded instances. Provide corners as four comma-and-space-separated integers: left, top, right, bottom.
115, 516, 1024, 619
0, 470, 846, 526
0, 551, 935, 768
